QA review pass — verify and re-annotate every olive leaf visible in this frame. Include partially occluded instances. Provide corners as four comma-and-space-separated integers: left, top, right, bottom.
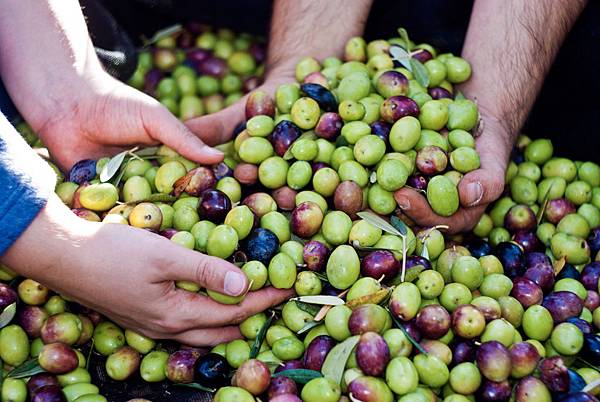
357, 211, 403, 237
390, 215, 408, 236
0, 302, 17, 329
420, 243, 430, 260
410, 58, 430, 88
313, 272, 329, 283
290, 233, 307, 245
553, 256, 567, 275
143, 24, 183, 47
291, 296, 345, 306
390, 265, 425, 285
346, 289, 390, 310
295, 301, 321, 316
397, 27, 412, 51
7, 358, 45, 379
134, 146, 159, 157
297, 320, 322, 335
313, 305, 333, 322
272, 369, 322, 384
100, 150, 129, 183
174, 383, 216, 393
321, 335, 360, 385
388, 45, 412, 71
250, 311, 275, 359
135, 194, 178, 204
537, 180, 555, 225
454, 91, 466, 100
387, 309, 428, 355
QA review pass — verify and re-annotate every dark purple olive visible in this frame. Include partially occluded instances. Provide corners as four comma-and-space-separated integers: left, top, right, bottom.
315, 112, 343, 140
587, 227, 600, 256
38, 343, 79, 374
232, 359, 271, 395
510, 277, 543, 308
27, 373, 60, 395
249, 42, 266, 63
542, 291, 584, 323
581, 262, 600, 290
275, 360, 304, 373
585, 290, 600, 310
197, 56, 228, 78
0, 283, 17, 311
68, 159, 96, 184
477, 379, 512, 402
212, 162, 234, 180
355, 332, 390, 376
407, 175, 428, 191
493, 242, 525, 279
411, 49, 433, 63
173, 167, 216, 197
241, 228, 279, 265
321, 283, 341, 297
466, 238, 492, 258
581, 334, 600, 365
268, 376, 298, 399
539, 356, 570, 392
197, 189, 231, 223
30, 385, 66, 402
186, 48, 210, 64
566, 317, 593, 335
402, 320, 422, 343
361, 250, 399, 281
311, 162, 329, 173
428, 87, 453, 99
415, 304, 450, 339
569, 369, 589, 394
505, 205, 536, 233
143, 68, 163, 95
525, 252, 552, 270
301, 83, 337, 112
509, 341, 540, 378
545, 198, 576, 224
303, 241, 329, 272
556, 393, 600, 402
159, 228, 178, 239
348, 305, 389, 336
515, 376, 552, 402
376, 70, 409, 97
166, 349, 201, 384
303, 335, 336, 371
271, 120, 302, 156
523, 266, 555, 293
291, 202, 323, 238
451, 340, 475, 365
513, 231, 544, 253
557, 263, 581, 281
476, 341, 511, 382
370, 121, 391, 144
17, 306, 48, 338
379, 96, 419, 123
405, 255, 432, 271
333, 181, 363, 217
245, 90, 275, 119
416, 146, 448, 175
176, 31, 194, 48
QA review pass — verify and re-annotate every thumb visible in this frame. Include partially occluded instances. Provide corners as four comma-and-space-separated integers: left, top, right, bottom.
458, 167, 505, 208
185, 97, 246, 146
165, 251, 249, 297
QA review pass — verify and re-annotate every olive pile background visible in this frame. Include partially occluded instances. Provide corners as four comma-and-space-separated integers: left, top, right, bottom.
4, 24, 600, 402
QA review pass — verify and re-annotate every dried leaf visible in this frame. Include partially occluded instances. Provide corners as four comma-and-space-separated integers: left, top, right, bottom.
321, 335, 360, 385
346, 289, 391, 310
174, 383, 216, 393
100, 150, 128, 183
172, 172, 192, 197
387, 309, 428, 355
553, 256, 567, 275
250, 311, 275, 358
291, 296, 344, 306
357, 211, 403, 237
313, 305, 333, 322
272, 369, 322, 384
0, 303, 16, 329
410, 58, 430, 88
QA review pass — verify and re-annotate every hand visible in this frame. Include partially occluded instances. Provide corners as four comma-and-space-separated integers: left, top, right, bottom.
2, 196, 294, 346
394, 109, 510, 234
33, 73, 225, 171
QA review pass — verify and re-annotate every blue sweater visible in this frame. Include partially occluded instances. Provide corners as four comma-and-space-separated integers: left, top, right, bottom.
0, 112, 56, 256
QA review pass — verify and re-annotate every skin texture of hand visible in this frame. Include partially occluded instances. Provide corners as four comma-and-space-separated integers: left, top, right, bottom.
2, 195, 294, 346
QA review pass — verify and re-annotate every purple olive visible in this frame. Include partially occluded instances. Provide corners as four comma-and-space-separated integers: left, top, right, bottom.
513, 231, 544, 253
212, 162, 233, 180
505, 205, 536, 233
0, 283, 17, 310
585, 290, 600, 310
347, 376, 393, 402
232, 359, 271, 395
545, 198, 576, 224
17, 306, 48, 338
315, 112, 343, 140
361, 250, 399, 281
197, 189, 231, 223
30, 385, 66, 402
268, 376, 298, 399
510, 277, 543, 308
303, 241, 329, 272
370, 121, 391, 144
166, 349, 201, 383
186, 48, 210, 64
312, 162, 329, 173
451, 341, 475, 365
405, 255, 432, 271
523, 266, 555, 293
249, 42, 266, 63
416, 146, 448, 175
243, 192, 276, 218
173, 167, 216, 197
355, 332, 390, 376
303, 335, 336, 371
539, 356, 570, 392
542, 291, 584, 323
27, 373, 60, 395
515, 376, 551, 402
476, 341, 511, 382
270, 395, 302, 402
38, 343, 79, 374
291, 202, 324, 238
581, 262, 600, 291
407, 175, 428, 191
415, 304, 451, 339
176, 31, 194, 48
411, 49, 433, 63
510, 341, 540, 378
402, 320, 422, 343
493, 242, 525, 279
587, 227, 600, 255
275, 360, 304, 373
375, 70, 409, 97
159, 228, 178, 239
566, 317, 594, 334
477, 379, 512, 402
41, 313, 82, 345
271, 120, 302, 156
525, 252, 552, 270
143, 68, 163, 95
68, 159, 96, 184
428, 87, 453, 100
379, 96, 419, 123
106, 346, 141, 381
245, 90, 275, 119
197, 56, 228, 78
348, 304, 388, 335
272, 186, 297, 211
333, 181, 363, 217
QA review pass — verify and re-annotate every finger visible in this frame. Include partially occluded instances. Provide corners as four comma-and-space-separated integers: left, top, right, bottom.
185, 100, 245, 146
458, 167, 506, 208
162, 249, 249, 297
172, 326, 242, 347
145, 103, 224, 164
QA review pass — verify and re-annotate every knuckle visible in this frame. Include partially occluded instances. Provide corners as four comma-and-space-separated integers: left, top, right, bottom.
154, 316, 184, 334
193, 257, 216, 286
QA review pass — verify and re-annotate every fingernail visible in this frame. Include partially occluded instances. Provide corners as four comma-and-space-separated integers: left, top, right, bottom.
465, 181, 483, 206
396, 196, 410, 210
224, 271, 246, 296
204, 147, 223, 156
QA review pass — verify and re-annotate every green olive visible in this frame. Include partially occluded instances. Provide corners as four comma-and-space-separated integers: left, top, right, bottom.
225, 206, 255, 240
291, 97, 320, 130
0, 325, 29, 366
206, 224, 239, 259
155, 161, 187, 194
268, 253, 297, 289
427, 176, 459, 216
79, 183, 119, 211
259, 156, 289, 189
1, 378, 27, 402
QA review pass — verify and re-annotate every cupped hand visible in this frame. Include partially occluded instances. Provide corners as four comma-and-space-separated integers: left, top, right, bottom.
394, 111, 511, 234
3, 196, 294, 346
34, 73, 225, 171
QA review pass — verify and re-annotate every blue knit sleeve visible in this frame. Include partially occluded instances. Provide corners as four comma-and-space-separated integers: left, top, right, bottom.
0, 113, 56, 255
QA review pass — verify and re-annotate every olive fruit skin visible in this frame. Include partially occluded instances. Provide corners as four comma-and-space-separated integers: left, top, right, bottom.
581, 334, 600, 365
105, 346, 141, 381
268, 376, 298, 399
241, 228, 279, 265
303, 335, 336, 371
197, 189, 232, 223
539, 356, 570, 392
347, 376, 394, 402
166, 349, 201, 384
301, 83, 337, 112
415, 304, 451, 339
232, 359, 271, 395
361, 250, 399, 280
510, 341, 541, 378
355, 331, 390, 376
542, 291, 584, 323
476, 341, 512, 382
303, 241, 329, 272
38, 343, 79, 374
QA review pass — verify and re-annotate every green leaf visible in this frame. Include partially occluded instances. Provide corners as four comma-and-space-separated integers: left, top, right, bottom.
297, 320, 322, 335
7, 358, 45, 379
295, 301, 321, 316
250, 311, 275, 359
313, 272, 329, 283
420, 244, 430, 260
321, 335, 359, 385
390, 265, 425, 285
273, 369, 322, 384
387, 309, 428, 355
454, 91, 466, 100
410, 58, 430, 88
291, 296, 344, 306
86, 338, 95, 371
0, 303, 16, 329
100, 150, 128, 182
357, 211, 403, 238
397, 28, 412, 51
390, 215, 408, 236
143, 24, 183, 47
537, 180, 555, 225
388, 45, 412, 71
174, 382, 216, 393
134, 146, 159, 157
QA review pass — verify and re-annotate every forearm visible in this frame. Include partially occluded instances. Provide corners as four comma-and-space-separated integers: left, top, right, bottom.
0, 0, 104, 130
267, 0, 373, 77
461, 0, 586, 152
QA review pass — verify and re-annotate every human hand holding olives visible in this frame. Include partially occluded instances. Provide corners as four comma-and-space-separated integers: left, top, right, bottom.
2, 195, 294, 346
